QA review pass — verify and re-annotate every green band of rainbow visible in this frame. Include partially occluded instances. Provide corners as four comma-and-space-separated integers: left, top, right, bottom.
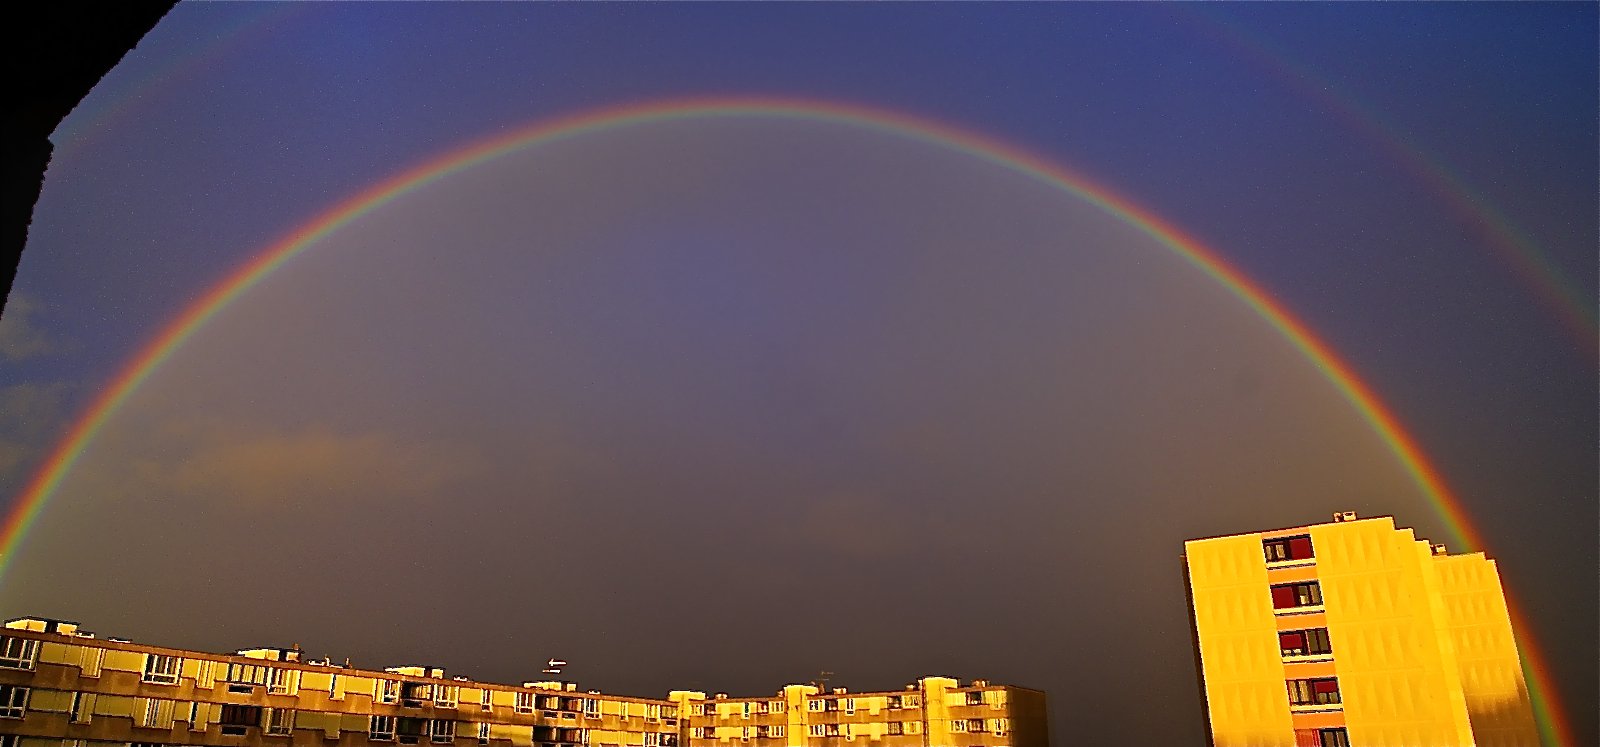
1, 96, 1572, 745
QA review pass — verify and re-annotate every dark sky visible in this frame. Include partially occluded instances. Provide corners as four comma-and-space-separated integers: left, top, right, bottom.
1, 3, 1594, 745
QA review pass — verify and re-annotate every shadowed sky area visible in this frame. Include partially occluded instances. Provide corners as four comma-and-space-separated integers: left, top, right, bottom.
1, 3, 1595, 744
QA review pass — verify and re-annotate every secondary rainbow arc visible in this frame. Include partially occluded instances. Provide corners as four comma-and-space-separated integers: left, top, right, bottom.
0, 96, 1573, 745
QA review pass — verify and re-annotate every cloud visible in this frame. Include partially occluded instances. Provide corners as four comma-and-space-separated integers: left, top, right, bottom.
0, 380, 73, 487
0, 295, 67, 362
115, 422, 488, 511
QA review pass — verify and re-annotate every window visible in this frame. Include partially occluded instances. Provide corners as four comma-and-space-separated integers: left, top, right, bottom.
644, 733, 661, 747
582, 698, 601, 718
808, 725, 825, 737
1270, 582, 1323, 610
807, 699, 824, 712
143, 654, 182, 685
188, 701, 202, 730
1263, 535, 1314, 563
843, 698, 855, 715
480, 689, 493, 711
994, 718, 1009, 735
663, 705, 678, 720
329, 673, 343, 700
692, 727, 709, 739
266, 708, 295, 736
0, 735, 16, 747
691, 704, 705, 716
1280, 628, 1333, 658
377, 679, 402, 704
72, 691, 93, 723
1318, 728, 1351, 747
903, 722, 920, 735
1287, 678, 1342, 707
620, 701, 632, 719
767, 700, 784, 713
432, 719, 456, 743
965, 719, 984, 733
770, 726, 784, 738
823, 724, 840, 737
267, 668, 294, 695
0, 637, 38, 670
514, 692, 535, 714
950, 720, 967, 733
225, 663, 270, 686
0, 685, 28, 718
743, 702, 752, 718
965, 692, 983, 706
478, 722, 492, 745
80, 647, 105, 677
371, 715, 398, 741
220, 704, 263, 735
403, 682, 433, 707
398, 716, 429, 744
139, 697, 175, 728
886, 723, 903, 736
647, 704, 662, 721
902, 695, 920, 709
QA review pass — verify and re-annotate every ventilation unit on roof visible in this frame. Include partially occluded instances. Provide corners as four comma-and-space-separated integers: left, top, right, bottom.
1432, 543, 1448, 556
971, 680, 988, 688
1333, 511, 1357, 522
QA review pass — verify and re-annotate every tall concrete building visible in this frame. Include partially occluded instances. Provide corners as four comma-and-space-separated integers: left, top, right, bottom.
1184, 512, 1538, 747
0, 618, 1045, 747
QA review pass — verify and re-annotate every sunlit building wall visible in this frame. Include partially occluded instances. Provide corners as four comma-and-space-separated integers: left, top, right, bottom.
670, 677, 1046, 747
1183, 513, 1539, 747
0, 620, 1044, 747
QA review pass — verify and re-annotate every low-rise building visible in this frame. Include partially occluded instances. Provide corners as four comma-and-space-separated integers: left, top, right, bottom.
0, 619, 1045, 747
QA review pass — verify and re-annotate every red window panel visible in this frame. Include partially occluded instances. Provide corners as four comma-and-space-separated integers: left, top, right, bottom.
1294, 729, 1322, 747
1279, 631, 1305, 650
1288, 536, 1313, 559
1313, 680, 1340, 695
1271, 585, 1296, 609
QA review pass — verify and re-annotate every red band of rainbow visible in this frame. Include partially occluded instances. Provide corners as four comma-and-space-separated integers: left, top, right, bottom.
1, 97, 1573, 745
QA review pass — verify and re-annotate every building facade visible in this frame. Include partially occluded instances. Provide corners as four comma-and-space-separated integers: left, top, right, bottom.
0, 619, 1045, 747
1184, 512, 1538, 747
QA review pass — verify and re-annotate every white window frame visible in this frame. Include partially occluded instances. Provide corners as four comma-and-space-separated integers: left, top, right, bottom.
807, 699, 824, 712
142, 654, 182, 685
377, 679, 401, 704
477, 722, 491, 745
432, 719, 457, 743
647, 704, 661, 722
0, 638, 38, 670
437, 685, 460, 708
265, 707, 295, 736
691, 704, 705, 716
643, 733, 662, 747
514, 692, 535, 714
329, 673, 344, 700
480, 689, 493, 711
770, 725, 784, 738
371, 715, 398, 741
807, 725, 825, 738
267, 667, 294, 695
843, 698, 855, 715
582, 698, 601, 718
768, 700, 784, 714
0, 685, 29, 719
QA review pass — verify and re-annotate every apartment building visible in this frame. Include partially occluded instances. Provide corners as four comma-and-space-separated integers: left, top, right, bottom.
1183, 512, 1538, 747
0, 619, 1045, 747
669, 678, 1046, 747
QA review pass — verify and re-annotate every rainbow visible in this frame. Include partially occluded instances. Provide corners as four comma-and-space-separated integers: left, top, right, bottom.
1180, 6, 1598, 360
1, 97, 1573, 744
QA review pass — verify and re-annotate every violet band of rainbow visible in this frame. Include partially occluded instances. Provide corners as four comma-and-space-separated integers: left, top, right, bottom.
2, 97, 1573, 746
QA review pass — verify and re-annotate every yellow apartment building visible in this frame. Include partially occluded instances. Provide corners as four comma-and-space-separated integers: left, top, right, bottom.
0, 619, 1046, 747
1183, 512, 1538, 747
668, 678, 1046, 747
